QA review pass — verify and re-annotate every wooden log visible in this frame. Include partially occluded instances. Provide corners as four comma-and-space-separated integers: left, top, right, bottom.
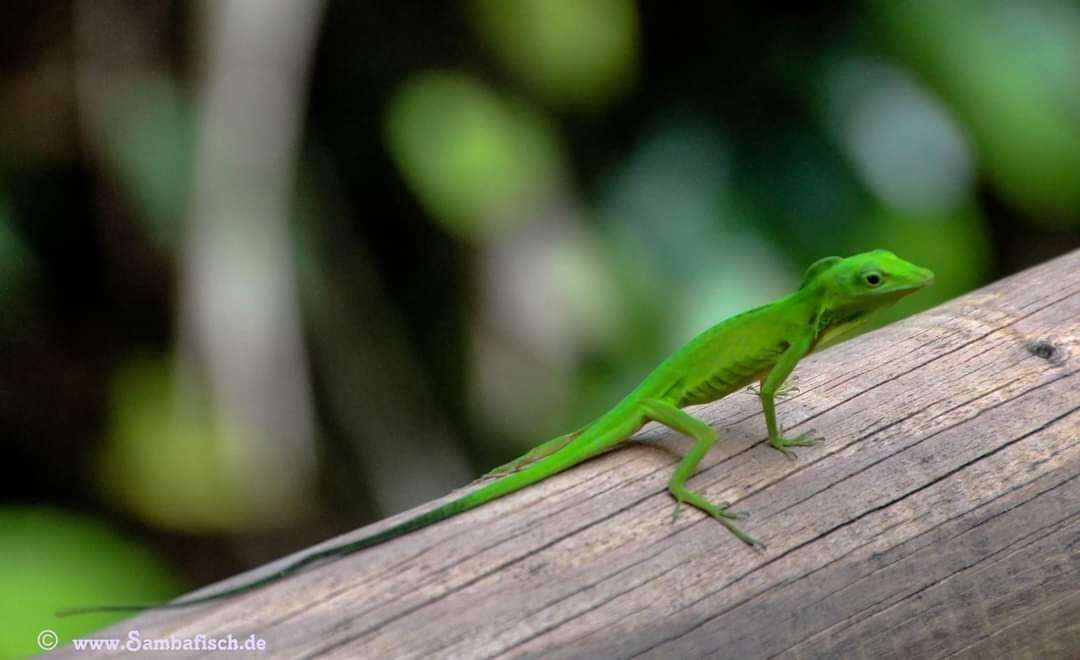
65, 249, 1080, 659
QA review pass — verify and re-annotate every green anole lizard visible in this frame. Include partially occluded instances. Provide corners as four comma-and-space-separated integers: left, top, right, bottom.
62, 249, 932, 615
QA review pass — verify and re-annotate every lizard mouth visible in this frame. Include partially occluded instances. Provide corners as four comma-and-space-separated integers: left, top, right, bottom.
901, 278, 934, 291
871, 279, 932, 299
883, 270, 935, 295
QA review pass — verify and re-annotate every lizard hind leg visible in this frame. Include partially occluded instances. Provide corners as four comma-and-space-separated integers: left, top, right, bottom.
479, 428, 584, 481
638, 398, 764, 550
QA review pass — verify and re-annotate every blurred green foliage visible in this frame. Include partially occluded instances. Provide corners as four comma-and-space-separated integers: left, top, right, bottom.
1, 0, 1078, 643
98, 77, 193, 251
0, 509, 178, 657
385, 71, 565, 239
98, 356, 290, 533
469, 0, 638, 109
874, 0, 1080, 223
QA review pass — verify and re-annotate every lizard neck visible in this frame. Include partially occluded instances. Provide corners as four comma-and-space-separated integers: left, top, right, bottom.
811, 306, 871, 353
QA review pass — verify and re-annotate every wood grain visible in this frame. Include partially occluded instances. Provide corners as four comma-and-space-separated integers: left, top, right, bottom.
62, 250, 1080, 659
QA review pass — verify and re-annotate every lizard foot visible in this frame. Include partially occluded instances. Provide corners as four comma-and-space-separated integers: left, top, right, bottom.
669, 487, 761, 548
671, 498, 742, 522
769, 431, 823, 461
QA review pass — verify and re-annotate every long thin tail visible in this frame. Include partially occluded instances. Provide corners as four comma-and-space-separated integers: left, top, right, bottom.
58, 434, 603, 616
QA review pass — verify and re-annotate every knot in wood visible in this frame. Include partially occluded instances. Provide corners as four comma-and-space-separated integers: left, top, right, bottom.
1025, 339, 1066, 366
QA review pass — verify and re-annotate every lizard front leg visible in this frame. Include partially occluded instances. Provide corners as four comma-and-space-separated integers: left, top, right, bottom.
759, 334, 823, 460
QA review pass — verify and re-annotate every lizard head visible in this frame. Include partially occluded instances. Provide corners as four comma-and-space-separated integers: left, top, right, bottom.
805, 249, 935, 314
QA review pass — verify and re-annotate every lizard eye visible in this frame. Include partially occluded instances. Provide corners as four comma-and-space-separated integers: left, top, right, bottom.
864, 272, 883, 287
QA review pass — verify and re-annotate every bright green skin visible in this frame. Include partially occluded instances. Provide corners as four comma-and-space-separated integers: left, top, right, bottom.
63, 250, 932, 615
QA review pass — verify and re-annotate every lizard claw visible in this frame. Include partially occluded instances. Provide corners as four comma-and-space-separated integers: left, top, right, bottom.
746, 381, 800, 398
776, 383, 800, 398
770, 431, 823, 460
669, 487, 759, 546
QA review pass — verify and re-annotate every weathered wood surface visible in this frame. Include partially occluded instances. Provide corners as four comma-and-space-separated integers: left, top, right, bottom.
67, 250, 1079, 659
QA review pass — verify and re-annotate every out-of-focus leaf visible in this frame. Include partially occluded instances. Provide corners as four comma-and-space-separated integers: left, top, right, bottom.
601, 115, 733, 280
469, 220, 624, 444
598, 116, 796, 348
737, 128, 870, 264
673, 236, 798, 348
385, 72, 565, 241
0, 508, 179, 657
96, 356, 288, 533
873, 0, 1080, 225
99, 76, 193, 250
822, 56, 974, 215
469, 0, 639, 110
